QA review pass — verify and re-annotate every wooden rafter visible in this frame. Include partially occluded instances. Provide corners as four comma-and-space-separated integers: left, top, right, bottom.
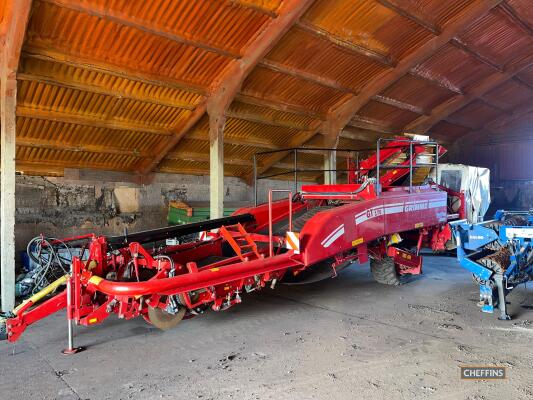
17, 73, 197, 110
236, 93, 325, 120
16, 158, 135, 173
23, 48, 207, 95
326, 0, 503, 136
186, 130, 280, 150
228, 0, 279, 18
254, 0, 503, 178
225, 109, 312, 131
142, 0, 316, 174
259, 59, 354, 93
17, 106, 175, 136
375, 0, 440, 35
16, 136, 153, 158
296, 21, 396, 67
406, 54, 533, 133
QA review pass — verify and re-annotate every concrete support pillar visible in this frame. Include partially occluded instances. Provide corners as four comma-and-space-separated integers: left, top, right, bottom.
324, 151, 337, 185
209, 113, 226, 219
1, 77, 17, 312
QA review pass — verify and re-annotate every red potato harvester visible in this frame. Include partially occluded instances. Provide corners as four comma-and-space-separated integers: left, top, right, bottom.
0, 138, 465, 351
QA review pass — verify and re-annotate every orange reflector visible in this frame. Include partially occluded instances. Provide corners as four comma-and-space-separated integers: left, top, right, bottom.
285, 232, 300, 254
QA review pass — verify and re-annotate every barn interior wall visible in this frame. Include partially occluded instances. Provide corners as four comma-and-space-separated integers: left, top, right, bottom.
446, 139, 533, 211
3, 170, 299, 259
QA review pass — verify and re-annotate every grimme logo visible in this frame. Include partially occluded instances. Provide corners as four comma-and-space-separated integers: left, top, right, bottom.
460, 366, 506, 380
404, 202, 428, 212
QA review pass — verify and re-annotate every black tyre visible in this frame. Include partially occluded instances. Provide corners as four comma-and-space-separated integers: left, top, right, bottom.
370, 256, 400, 285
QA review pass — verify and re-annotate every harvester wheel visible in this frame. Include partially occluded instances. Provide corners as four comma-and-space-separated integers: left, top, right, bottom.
370, 256, 400, 286
146, 305, 186, 331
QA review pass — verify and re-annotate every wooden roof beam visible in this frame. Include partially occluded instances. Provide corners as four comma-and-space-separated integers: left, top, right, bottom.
316, 0, 503, 149
225, 109, 312, 131
165, 150, 251, 167
23, 48, 207, 95
340, 127, 394, 143
229, 0, 279, 18
236, 93, 325, 120
450, 38, 503, 72
406, 53, 533, 133
500, 1, 533, 36
41, 0, 241, 59
376, 0, 440, 35
259, 59, 354, 93
186, 130, 281, 150
16, 159, 135, 173
372, 94, 427, 115
17, 73, 197, 110
16, 137, 153, 158
17, 106, 175, 136
296, 21, 397, 67
275, 0, 502, 173
142, 0, 316, 174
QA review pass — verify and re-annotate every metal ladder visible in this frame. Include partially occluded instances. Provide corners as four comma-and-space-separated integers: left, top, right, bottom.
219, 223, 261, 261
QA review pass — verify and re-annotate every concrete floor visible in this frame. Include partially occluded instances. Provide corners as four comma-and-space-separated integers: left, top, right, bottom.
1, 256, 532, 400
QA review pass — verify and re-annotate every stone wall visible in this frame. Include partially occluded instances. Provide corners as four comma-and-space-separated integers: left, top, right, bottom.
11, 168, 302, 255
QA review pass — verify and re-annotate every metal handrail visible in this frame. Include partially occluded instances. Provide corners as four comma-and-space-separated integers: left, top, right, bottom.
253, 147, 359, 206
268, 190, 292, 258
376, 138, 440, 196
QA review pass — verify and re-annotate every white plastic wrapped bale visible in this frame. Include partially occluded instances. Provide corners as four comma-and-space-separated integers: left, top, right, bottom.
433, 164, 491, 223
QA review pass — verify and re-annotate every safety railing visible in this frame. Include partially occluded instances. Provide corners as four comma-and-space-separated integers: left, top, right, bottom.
253, 148, 362, 206
375, 138, 440, 195
268, 189, 292, 258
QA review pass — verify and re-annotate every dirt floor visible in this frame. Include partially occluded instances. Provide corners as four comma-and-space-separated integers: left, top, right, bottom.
1, 255, 532, 400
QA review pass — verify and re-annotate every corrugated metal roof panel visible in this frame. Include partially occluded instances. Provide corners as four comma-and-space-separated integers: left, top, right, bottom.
483, 80, 533, 111
505, 0, 533, 31
238, 0, 283, 13
19, 55, 204, 108
17, 80, 192, 128
303, 0, 435, 62
264, 27, 390, 93
429, 120, 471, 141
228, 100, 317, 130
447, 100, 506, 129
383, 0, 476, 29
412, 43, 496, 93
356, 100, 420, 130
242, 66, 350, 115
27, 1, 233, 88
16, 145, 142, 170
379, 74, 456, 113
16, 116, 165, 152
517, 65, 533, 86
85, 0, 273, 56
458, 7, 533, 68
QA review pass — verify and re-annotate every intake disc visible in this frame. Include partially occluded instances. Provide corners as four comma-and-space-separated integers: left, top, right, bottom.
147, 305, 186, 330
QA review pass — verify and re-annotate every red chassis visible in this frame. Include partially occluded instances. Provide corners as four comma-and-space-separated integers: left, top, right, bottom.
5, 182, 454, 344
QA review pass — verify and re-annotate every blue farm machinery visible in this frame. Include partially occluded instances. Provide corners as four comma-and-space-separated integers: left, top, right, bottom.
451, 211, 533, 319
